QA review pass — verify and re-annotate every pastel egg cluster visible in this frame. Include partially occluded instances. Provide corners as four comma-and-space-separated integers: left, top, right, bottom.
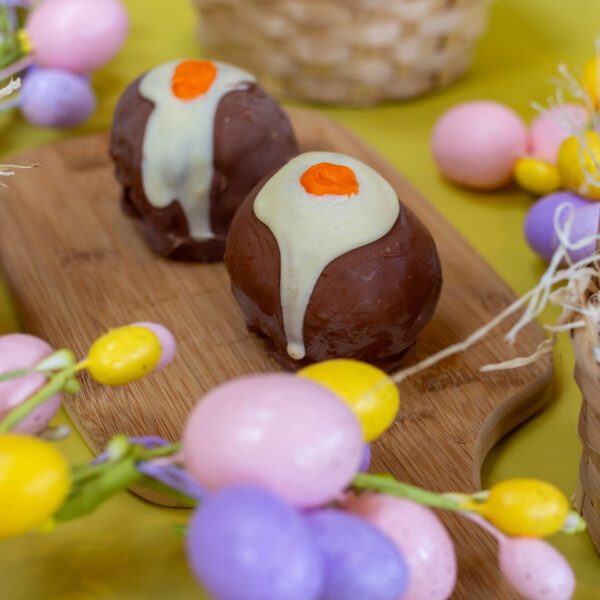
15, 0, 128, 128
0, 329, 579, 600
432, 100, 591, 196
431, 55, 600, 265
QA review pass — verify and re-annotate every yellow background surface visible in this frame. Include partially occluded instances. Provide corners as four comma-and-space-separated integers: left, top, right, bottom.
1, 0, 600, 597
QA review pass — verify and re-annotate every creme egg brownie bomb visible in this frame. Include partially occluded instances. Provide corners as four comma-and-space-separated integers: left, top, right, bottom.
225, 152, 443, 370
109, 59, 299, 261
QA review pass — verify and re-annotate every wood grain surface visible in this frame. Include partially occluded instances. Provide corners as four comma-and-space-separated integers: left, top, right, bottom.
0, 108, 553, 598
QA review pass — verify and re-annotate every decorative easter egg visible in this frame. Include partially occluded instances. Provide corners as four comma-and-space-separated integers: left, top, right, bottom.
133, 322, 176, 370
528, 104, 588, 163
186, 485, 324, 600
0, 434, 70, 538
359, 444, 371, 473
514, 157, 562, 196
306, 508, 408, 600
524, 191, 600, 262
482, 479, 570, 537
432, 101, 527, 190
182, 374, 363, 508
299, 359, 399, 441
26, 0, 129, 74
19, 68, 96, 128
347, 493, 457, 600
557, 131, 600, 200
0, 334, 61, 434
583, 57, 599, 108
86, 325, 161, 386
499, 537, 575, 600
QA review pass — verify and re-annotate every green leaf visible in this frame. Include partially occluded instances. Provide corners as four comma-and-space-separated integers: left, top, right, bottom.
55, 457, 142, 522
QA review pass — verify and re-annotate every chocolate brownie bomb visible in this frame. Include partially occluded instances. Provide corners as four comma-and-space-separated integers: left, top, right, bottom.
225, 152, 443, 371
109, 59, 299, 262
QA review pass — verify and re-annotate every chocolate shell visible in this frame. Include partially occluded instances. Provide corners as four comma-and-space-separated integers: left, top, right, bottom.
225, 179, 443, 371
109, 74, 299, 262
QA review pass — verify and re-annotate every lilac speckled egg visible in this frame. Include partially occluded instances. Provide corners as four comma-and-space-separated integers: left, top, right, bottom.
359, 444, 371, 473
524, 191, 600, 262
499, 537, 575, 600
26, 0, 129, 74
432, 101, 527, 190
0, 334, 61, 434
306, 508, 408, 600
187, 485, 324, 600
348, 493, 457, 600
182, 374, 363, 508
529, 104, 588, 163
134, 322, 176, 370
20, 68, 96, 128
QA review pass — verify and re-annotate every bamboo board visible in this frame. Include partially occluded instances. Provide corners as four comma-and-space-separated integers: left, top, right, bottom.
0, 108, 553, 598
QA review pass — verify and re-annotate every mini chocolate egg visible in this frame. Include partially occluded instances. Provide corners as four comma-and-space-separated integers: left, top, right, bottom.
524, 191, 600, 262
432, 101, 527, 190
528, 104, 588, 163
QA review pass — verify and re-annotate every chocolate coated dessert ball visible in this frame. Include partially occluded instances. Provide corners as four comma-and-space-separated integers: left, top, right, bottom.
110, 59, 299, 261
225, 152, 443, 371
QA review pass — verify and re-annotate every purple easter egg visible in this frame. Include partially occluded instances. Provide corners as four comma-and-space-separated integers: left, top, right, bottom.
359, 444, 371, 472
0, 334, 62, 434
20, 68, 96, 128
524, 191, 600, 262
306, 508, 408, 600
186, 485, 324, 600
26, 0, 129, 74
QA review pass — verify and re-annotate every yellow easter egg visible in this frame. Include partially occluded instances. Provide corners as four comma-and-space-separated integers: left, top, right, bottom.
514, 157, 561, 195
482, 478, 570, 537
298, 359, 399, 442
87, 325, 161, 386
557, 132, 600, 200
583, 57, 599, 107
0, 434, 69, 538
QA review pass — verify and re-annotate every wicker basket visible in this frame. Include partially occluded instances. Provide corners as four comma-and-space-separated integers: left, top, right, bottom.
193, 0, 492, 105
573, 312, 600, 552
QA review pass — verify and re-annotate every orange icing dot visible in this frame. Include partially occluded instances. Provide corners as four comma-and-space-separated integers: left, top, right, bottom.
300, 163, 359, 197
171, 60, 217, 100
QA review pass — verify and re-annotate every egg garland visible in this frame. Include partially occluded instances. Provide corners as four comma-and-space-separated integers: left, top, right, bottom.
0, 0, 128, 128
0, 326, 586, 600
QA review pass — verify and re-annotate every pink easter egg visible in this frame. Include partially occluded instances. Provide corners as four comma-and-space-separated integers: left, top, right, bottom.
432, 101, 527, 190
26, 0, 129, 74
347, 493, 457, 600
182, 374, 363, 508
0, 334, 62, 434
499, 537, 575, 600
529, 104, 588, 163
134, 322, 176, 370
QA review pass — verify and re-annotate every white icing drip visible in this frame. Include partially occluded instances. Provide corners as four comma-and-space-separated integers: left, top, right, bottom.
254, 151, 399, 360
139, 60, 255, 240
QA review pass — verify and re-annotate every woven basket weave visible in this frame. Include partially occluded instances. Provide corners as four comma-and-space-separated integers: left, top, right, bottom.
573, 313, 600, 552
193, 0, 492, 105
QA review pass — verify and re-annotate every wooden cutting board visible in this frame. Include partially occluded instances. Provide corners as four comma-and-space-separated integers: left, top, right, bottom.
0, 108, 552, 598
